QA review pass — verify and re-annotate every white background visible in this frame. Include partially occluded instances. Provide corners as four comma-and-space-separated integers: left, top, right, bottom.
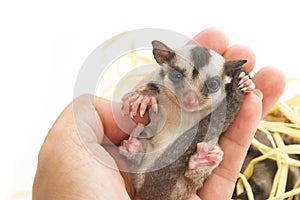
1, 0, 300, 199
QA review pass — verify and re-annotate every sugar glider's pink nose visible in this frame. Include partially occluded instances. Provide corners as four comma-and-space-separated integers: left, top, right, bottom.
181, 91, 200, 109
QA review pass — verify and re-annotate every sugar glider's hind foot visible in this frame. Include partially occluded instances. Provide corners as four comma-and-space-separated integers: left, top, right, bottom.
188, 142, 223, 170
238, 71, 255, 92
119, 124, 144, 154
184, 142, 223, 185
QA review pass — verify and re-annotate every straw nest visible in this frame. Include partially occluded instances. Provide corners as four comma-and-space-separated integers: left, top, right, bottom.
236, 93, 300, 200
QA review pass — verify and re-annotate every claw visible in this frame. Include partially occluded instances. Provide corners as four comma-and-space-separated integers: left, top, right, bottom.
241, 83, 255, 92
238, 71, 246, 79
238, 71, 255, 93
238, 79, 251, 89
151, 96, 158, 113
238, 75, 250, 86
130, 111, 135, 119
140, 109, 145, 118
139, 96, 150, 117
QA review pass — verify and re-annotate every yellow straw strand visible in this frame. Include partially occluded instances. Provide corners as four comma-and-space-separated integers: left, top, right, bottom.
238, 173, 255, 200
268, 187, 300, 200
103, 30, 127, 48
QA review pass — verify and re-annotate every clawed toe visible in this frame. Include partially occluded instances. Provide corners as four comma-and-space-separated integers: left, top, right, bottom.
238, 71, 255, 93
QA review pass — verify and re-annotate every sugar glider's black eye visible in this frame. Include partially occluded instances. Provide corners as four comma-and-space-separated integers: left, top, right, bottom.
205, 77, 221, 93
168, 69, 183, 82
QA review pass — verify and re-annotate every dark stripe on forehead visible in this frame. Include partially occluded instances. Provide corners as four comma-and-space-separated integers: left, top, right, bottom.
170, 64, 186, 77
192, 68, 199, 79
190, 46, 211, 72
159, 69, 166, 78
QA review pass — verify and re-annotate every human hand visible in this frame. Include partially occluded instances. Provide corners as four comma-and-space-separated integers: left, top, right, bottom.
32, 28, 285, 200
186, 29, 285, 199
32, 96, 136, 200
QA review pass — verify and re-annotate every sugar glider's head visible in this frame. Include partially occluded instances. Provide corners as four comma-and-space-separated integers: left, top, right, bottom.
152, 40, 246, 112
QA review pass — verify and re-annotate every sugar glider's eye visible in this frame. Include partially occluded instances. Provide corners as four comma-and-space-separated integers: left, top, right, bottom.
205, 77, 221, 93
168, 69, 183, 82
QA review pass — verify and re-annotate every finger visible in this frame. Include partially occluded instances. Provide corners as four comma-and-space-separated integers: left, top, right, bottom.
223, 44, 256, 73
252, 66, 286, 117
34, 95, 131, 200
218, 93, 262, 179
198, 93, 262, 199
191, 29, 256, 73
191, 27, 229, 55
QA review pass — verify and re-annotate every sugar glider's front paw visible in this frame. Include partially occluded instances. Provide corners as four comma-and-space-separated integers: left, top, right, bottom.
188, 142, 223, 170
121, 90, 158, 118
119, 124, 146, 166
238, 71, 255, 93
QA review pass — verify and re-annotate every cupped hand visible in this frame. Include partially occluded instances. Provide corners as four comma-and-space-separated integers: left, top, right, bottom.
187, 29, 285, 199
32, 28, 285, 200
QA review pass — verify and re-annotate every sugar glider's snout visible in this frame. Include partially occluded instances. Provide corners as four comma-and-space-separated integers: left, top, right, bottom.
180, 90, 204, 111
176, 77, 223, 112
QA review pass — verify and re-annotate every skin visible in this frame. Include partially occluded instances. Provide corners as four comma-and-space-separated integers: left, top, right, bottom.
32, 28, 286, 200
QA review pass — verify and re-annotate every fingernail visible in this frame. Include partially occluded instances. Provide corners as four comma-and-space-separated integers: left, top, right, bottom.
252, 89, 263, 100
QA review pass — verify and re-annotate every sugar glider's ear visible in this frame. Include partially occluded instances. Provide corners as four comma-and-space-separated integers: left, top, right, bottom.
152, 40, 175, 64
224, 59, 247, 75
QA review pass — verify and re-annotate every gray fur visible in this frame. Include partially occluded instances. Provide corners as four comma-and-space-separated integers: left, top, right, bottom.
190, 46, 211, 80
190, 46, 211, 70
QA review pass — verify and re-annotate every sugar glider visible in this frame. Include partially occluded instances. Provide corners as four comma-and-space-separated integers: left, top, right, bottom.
118, 40, 255, 200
